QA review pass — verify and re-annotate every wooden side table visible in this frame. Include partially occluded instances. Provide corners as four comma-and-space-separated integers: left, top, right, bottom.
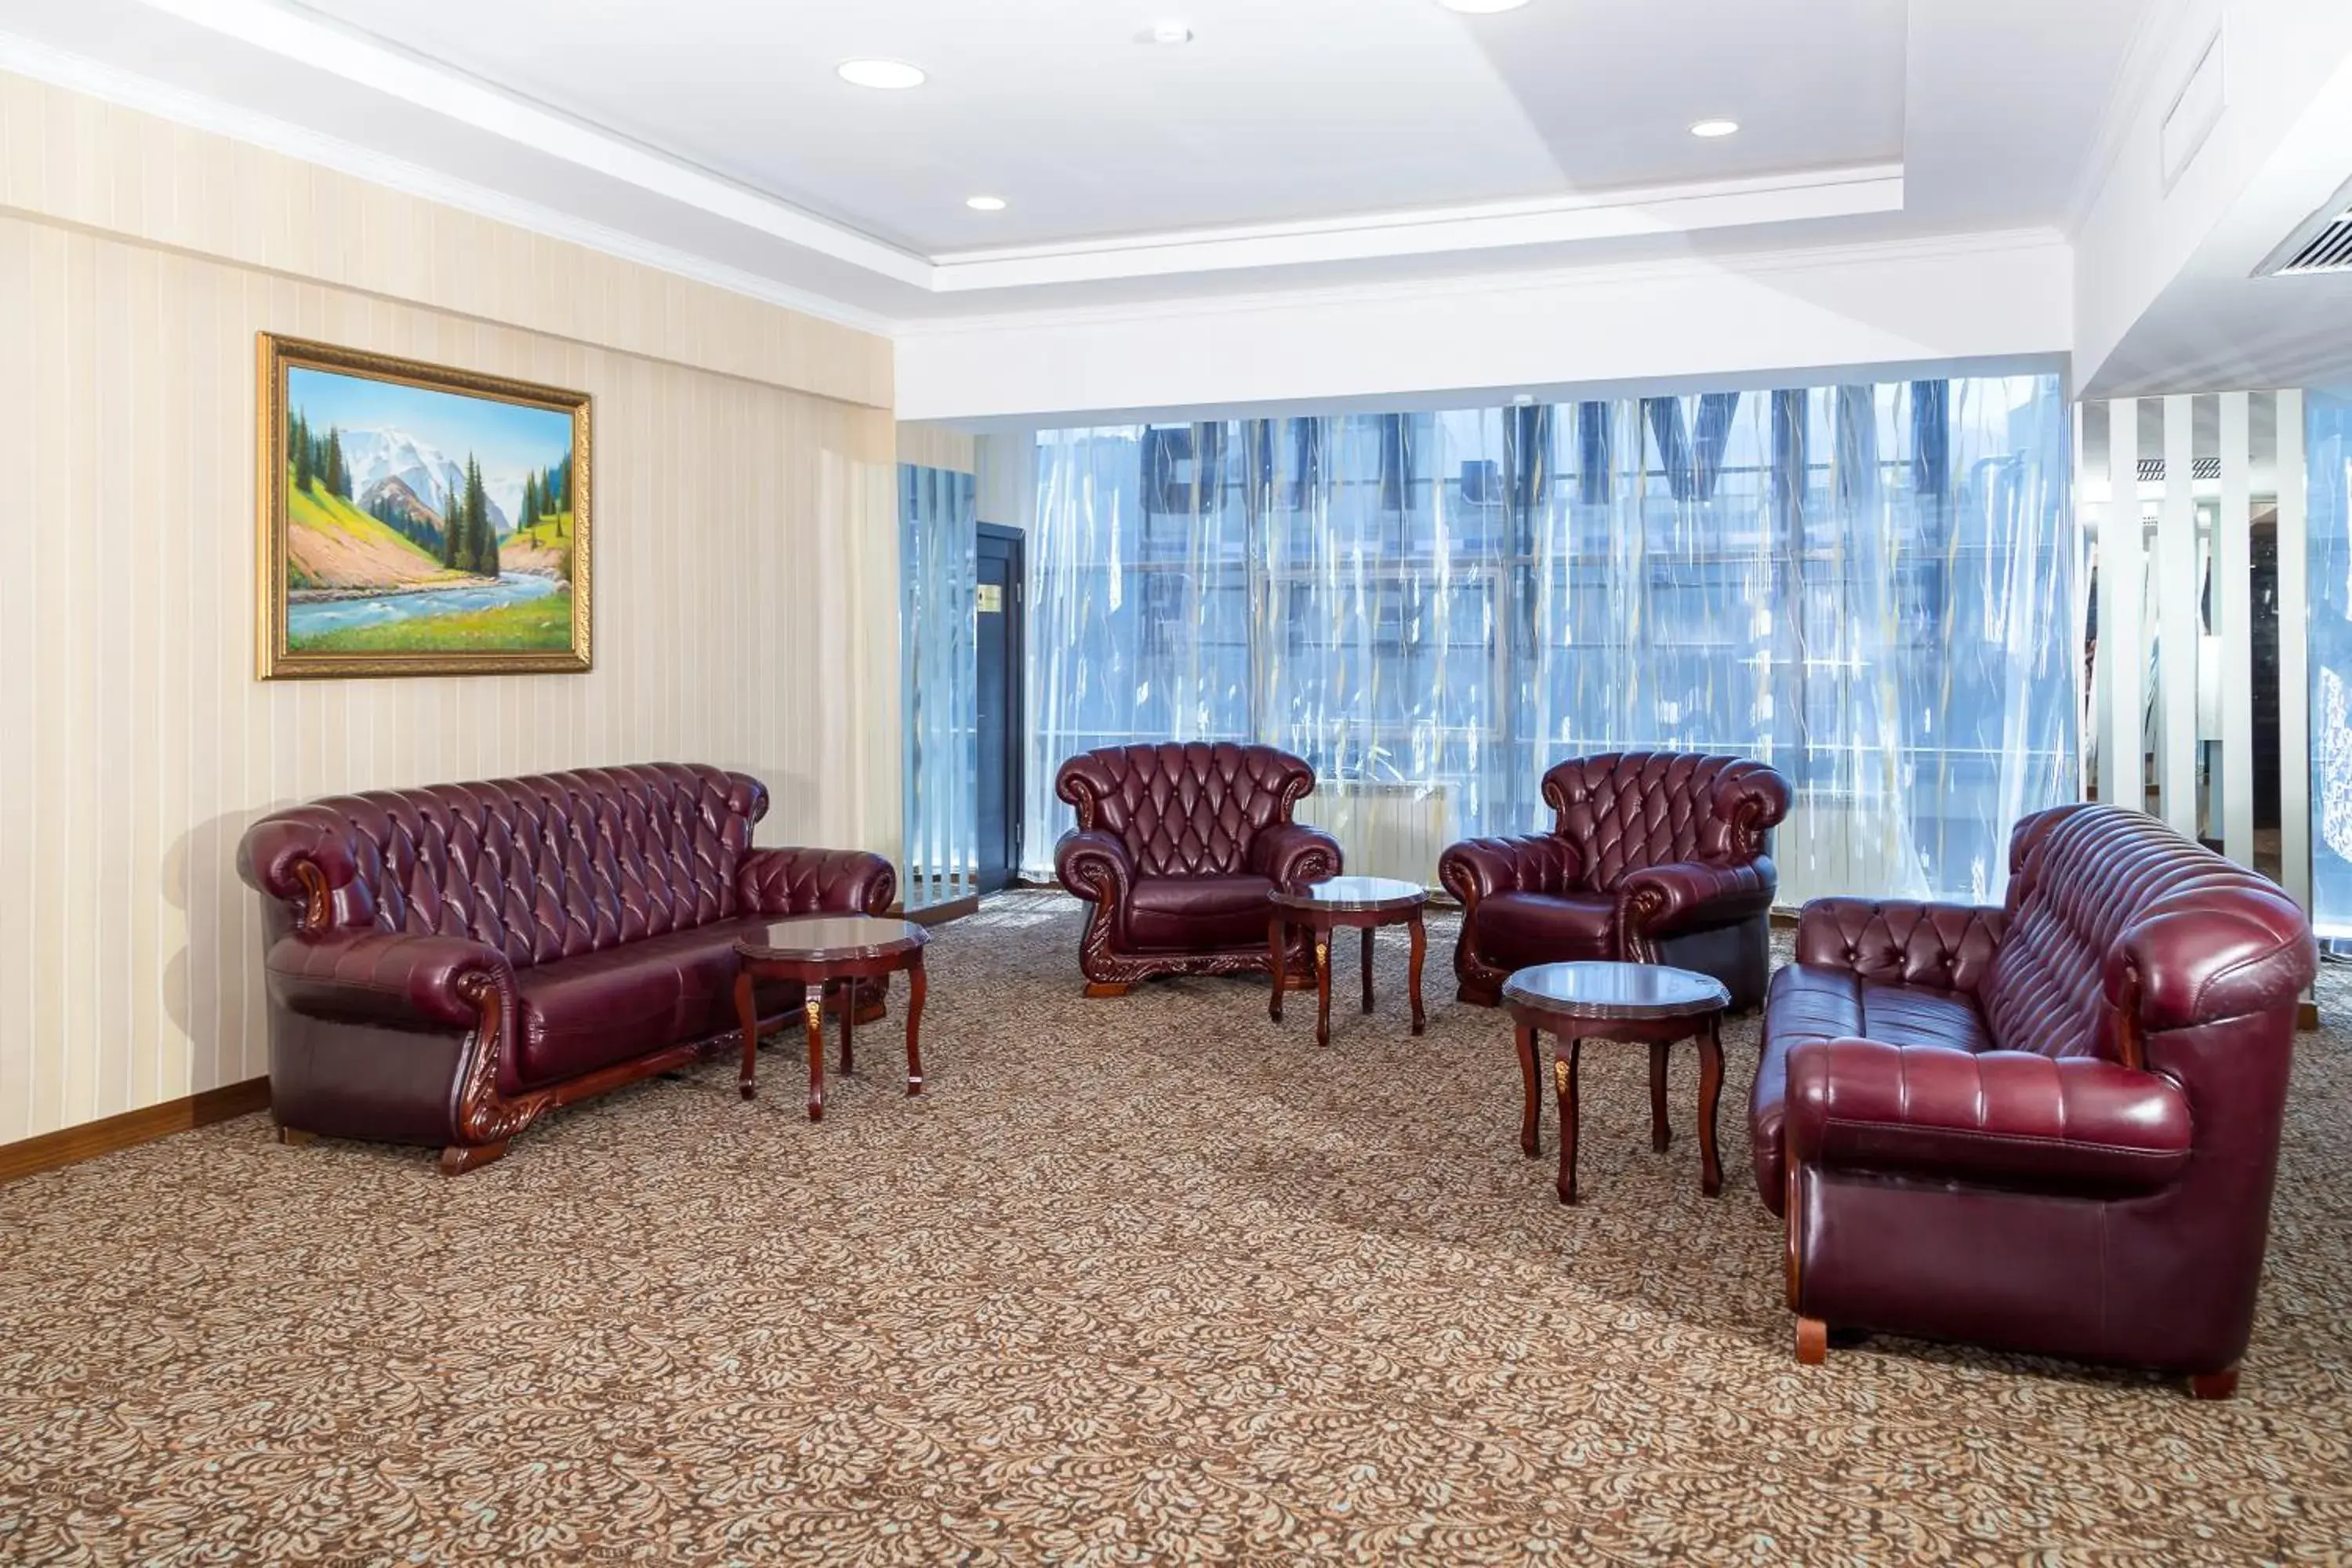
1500, 960, 1730, 1204
734, 916, 928, 1122
1268, 876, 1429, 1047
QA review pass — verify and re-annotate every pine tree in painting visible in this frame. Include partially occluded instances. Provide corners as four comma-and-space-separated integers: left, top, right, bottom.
293, 411, 315, 493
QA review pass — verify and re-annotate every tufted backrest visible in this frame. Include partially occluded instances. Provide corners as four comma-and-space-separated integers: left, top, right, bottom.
1057, 742, 1315, 877
1980, 804, 2316, 1062
238, 764, 764, 969
1541, 752, 1791, 891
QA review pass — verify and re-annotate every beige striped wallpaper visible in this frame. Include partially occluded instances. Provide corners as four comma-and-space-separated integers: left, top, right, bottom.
0, 77, 904, 1149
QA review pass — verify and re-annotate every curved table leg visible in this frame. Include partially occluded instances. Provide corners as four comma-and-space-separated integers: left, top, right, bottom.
839, 982, 855, 1076
735, 970, 759, 1101
1314, 935, 1332, 1048
905, 955, 927, 1097
1360, 926, 1376, 1014
803, 993, 826, 1123
1515, 1022, 1541, 1157
1406, 912, 1426, 1036
1268, 916, 1286, 1023
1555, 1044, 1582, 1205
1649, 1040, 1671, 1152
1698, 1013, 1725, 1196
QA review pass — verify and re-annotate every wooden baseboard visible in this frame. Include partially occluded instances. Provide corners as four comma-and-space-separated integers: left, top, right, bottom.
903, 895, 981, 927
0, 1077, 271, 1185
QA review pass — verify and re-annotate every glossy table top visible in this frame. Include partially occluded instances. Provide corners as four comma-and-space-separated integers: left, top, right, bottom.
735, 916, 928, 964
1501, 960, 1729, 1020
1269, 875, 1429, 913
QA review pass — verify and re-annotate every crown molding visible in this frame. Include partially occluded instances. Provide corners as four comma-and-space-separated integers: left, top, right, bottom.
931, 165, 1906, 291
138, 0, 932, 287
0, 33, 899, 334
898, 227, 2072, 337
927, 164, 1900, 292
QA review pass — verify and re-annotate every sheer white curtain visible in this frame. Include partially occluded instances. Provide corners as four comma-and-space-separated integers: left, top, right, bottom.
900, 463, 977, 908
1024, 376, 2079, 904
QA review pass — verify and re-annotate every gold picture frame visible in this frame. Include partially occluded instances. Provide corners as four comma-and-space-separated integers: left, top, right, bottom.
257, 333, 593, 679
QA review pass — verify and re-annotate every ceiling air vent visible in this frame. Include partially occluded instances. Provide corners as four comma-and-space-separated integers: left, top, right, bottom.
2256, 173, 2352, 278
2276, 212, 2352, 276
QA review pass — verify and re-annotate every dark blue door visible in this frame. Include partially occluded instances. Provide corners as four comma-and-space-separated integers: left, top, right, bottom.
976, 524, 1024, 894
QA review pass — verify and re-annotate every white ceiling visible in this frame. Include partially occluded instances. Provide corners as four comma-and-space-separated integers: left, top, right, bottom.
288, 0, 1907, 253
0, 0, 2153, 325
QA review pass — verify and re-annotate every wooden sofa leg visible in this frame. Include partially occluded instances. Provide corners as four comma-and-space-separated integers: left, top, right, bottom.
275, 1126, 318, 1148
1795, 1316, 1828, 1367
438, 1139, 510, 1176
1083, 982, 1133, 999
2188, 1367, 2241, 1401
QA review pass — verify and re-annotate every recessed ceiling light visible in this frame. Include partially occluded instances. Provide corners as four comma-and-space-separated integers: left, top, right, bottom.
1149, 20, 1193, 45
837, 59, 926, 90
966, 195, 1007, 212
1689, 118, 1740, 138
1436, 0, 1530, 13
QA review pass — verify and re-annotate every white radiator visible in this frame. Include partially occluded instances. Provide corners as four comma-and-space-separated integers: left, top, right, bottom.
1294, 782, 1454, 888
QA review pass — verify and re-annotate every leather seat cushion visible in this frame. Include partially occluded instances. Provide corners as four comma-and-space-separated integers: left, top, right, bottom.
514, 918, 793, 1087
1472, 891, 1617, 971
1127, 873, 1276, 952
1751, 963, 1993, 1208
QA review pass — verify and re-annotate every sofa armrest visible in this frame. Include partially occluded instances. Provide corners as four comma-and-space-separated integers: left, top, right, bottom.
1794, 898, 2009, 993
1785, 1038, 2192, 1195
1438, 834, 1581, 906
1617, 857, 1774, 937
1706, 760, 1793, 844
1247, 821, 1341, 889
738, 846, 897, 917
1055, 829, 1136, 908
266, 931, 514, 1033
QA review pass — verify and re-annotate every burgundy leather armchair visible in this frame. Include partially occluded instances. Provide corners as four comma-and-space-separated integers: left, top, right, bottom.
1439, 753, 1791, 1011
1054, 742, 1341, 993
237, 764, 895, 1174
1755, 803, 2316, 1396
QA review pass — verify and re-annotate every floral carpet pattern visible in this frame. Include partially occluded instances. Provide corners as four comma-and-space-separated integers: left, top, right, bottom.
4, 893, 2352, 1564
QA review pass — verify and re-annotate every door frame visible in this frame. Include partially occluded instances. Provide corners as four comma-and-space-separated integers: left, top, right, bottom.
978, 522, 1027, 885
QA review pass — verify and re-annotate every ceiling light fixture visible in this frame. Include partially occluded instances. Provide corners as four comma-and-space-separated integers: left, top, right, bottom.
1689, 118, 1740, 138
837, 59, 926, 90
1436, 0, 1531, 13
966, 195, 1007, 212
1149, 21, 1194, 45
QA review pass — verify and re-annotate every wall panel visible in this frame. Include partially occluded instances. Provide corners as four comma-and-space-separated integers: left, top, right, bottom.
0, 135, 898, 1149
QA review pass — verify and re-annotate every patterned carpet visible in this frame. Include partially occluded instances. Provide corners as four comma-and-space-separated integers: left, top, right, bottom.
4, 893, 2351, 1565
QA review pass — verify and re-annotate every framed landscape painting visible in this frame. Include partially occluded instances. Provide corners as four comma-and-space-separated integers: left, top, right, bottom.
257, 334, 593, 678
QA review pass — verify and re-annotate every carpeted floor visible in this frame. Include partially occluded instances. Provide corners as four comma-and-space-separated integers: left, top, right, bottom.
4, 894, 2352, 1564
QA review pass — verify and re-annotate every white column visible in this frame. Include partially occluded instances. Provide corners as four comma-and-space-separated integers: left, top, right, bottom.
2103, 399, 2143, 811
2157, 396, 2198, 835
2278, 390, 2312, 917
2217, 392, 2255, 865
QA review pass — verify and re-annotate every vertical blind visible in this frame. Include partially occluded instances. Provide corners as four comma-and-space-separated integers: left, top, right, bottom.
1025, 376, 2079, 906
900, 463, 978, 908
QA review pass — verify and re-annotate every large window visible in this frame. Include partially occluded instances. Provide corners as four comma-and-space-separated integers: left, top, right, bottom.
1026, 377, 2080, 904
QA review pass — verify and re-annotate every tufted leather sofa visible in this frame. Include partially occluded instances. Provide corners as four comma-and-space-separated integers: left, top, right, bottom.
1439, 753, 1791, 1011
1054, 742, 1341, 993
237, 764, 895, 1174
1758, 802, 2316, 1396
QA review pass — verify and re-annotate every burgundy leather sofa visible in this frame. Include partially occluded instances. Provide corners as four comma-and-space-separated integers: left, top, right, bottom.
1054, 742, 1341, 993
1439, 753, 1791, 1011
237, 764, 895, 1173
1756, 803, 2315, 1396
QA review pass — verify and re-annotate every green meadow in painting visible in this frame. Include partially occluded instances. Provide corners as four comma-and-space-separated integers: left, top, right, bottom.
261, 338, 590, 677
